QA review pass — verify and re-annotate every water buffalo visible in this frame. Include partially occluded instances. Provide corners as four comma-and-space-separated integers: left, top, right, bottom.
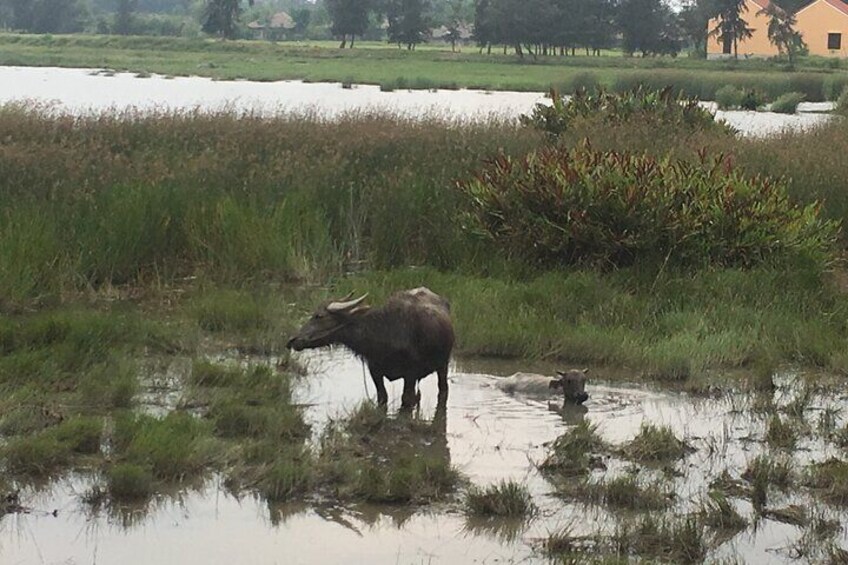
286, 287, 455, 408
496, 368, 589, 404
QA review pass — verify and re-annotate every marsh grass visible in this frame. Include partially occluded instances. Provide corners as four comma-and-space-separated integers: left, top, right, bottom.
770, 92, 805, 114
766, 415, 798, 450
464, 480, 537, 517
743, 454, 793, 508
807, 459, 848, 506
622, 424, 689, 464
540, 421, 607, 477
112, 412, 215, 480
589, 475, 672, 511
107, 463, 154, 501
701, 490, 747, 532
625, 514, 707, 564
317, 402, 460, 504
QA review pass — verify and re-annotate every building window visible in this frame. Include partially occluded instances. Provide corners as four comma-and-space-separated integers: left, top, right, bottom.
722, 35, 732, 54
828, 33, 842, 50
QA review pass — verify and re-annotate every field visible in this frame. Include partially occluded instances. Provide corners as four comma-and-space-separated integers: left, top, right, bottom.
2, 32, 848, 99
2, 72, 848, 561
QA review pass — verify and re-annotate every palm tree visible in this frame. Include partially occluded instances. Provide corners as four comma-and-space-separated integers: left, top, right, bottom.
758, 3, 805, 64
709, 0, 753, 58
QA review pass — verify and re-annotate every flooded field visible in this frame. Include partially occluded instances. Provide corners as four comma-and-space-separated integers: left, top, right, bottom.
4, 348, 848, 564
0, 65, 834, 136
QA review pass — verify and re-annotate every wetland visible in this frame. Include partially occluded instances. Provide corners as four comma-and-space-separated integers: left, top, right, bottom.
2, 72, 848, 563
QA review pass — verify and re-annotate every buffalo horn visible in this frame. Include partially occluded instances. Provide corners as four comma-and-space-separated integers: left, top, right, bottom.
327, 293, 369, 313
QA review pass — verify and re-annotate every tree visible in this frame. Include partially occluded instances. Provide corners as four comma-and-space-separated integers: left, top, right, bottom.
759, 2, 805, 64
114, 0, 137, 35
202, 0, 254, 39
709, 0, 753, 58
3, 0, 89, 33
326, 0, 371, 47
678, 0, 717, 57
619, 0, 680, 56
292, 7, 311, 35
387, 0, 430, 49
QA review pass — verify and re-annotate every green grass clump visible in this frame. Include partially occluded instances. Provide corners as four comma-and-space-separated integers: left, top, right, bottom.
701, 490, 747, 532
520, 86, 730, 139
540, 421, 606, 477
459, 145, 838, 271
807, 458, 848, 506
715, 85, 743, 109
765, 414, 797, 449
2, 433, 72, 476
770, 92, 805, 114
622, 423, 689, 464
113, 412, 214, 480
626, 514, 707, 564
261, 452, 313, 501
591, 475, 671, 511
464, 480, 537, 517
107, 463, 154, 501
317, 402, 460, 504
743, 454, 792, 507
191, 360, 244, 387
191, 289, 271, 333
53, 417, 103, 454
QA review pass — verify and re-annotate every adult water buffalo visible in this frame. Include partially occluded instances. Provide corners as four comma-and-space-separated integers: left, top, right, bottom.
286, 287, 455, 408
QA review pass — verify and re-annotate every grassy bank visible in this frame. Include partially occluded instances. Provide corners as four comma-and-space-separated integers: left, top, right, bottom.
2, 33, 848, 100
1, 103, 847, 378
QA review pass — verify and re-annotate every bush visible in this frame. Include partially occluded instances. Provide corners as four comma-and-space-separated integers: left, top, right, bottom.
715, 85, 743, 109
823, 75, 848, 101
837, 86, 848, 115
521, 86, 731, 139
740, 88, 767, 110
770, 92, 805, 114
458, 144, 839, 270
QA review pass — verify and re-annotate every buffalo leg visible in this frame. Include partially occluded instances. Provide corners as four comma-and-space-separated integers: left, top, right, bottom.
401, 377, 419, 408
370, 370, 388, 405
437, 364, 449, 403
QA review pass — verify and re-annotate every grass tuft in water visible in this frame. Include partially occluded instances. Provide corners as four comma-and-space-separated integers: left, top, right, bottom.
807, 458, 848, 506
464, 480, 537, 517
701, 490, 747, 533
765, 414, 797, 449
107, 463, 154, 501
622, 423, 689, 464
540, 421, 606, 477
590, 475, 672, 511
742, 454, 793, 508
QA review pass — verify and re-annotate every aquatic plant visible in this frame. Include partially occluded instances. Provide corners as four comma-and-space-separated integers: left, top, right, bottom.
622, 423, 689, 464
464, 480, 537, 517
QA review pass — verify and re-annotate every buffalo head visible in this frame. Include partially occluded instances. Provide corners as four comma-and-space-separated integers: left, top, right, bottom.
549, 368, 589, 404
286, 292, 369, 351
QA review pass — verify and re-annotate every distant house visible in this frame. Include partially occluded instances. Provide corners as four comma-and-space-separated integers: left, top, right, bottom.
247, 11, 296, 41
795, 0, 848, 57
707, 0, 780, 58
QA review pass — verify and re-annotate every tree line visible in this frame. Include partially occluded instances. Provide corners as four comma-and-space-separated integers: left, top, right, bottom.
0, 0, 805, 61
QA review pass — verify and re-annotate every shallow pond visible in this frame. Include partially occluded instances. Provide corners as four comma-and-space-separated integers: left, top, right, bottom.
4, 349, 848, 564
0, 65, 834, 136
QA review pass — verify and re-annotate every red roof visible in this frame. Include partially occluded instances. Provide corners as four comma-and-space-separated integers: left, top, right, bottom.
797, 0, 848, 16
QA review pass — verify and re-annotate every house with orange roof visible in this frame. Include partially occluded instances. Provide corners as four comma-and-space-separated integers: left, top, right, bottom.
795, 0, 848, 56
707, 0, 780, 58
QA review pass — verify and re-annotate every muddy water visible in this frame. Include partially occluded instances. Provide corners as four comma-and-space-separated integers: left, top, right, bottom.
3, 350, 848, 564
0, 66, 834, 136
